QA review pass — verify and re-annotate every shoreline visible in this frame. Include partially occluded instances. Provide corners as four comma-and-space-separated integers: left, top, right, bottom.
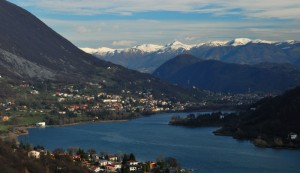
0, 119, 129, 143
0, 109, 243, 144
49, 119, 129, 128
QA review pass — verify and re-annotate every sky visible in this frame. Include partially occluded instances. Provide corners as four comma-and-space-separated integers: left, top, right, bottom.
7, 0, 300, 48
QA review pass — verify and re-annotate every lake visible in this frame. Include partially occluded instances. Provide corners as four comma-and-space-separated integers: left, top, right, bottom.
19, 112, 300, 173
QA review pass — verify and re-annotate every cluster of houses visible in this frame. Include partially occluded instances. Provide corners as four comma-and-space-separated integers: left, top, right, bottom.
215, 92, 264, 106
27, 149, 159, 173
0, 82, 186, 127
51, 85, 185, 115
0, 81, 267, 125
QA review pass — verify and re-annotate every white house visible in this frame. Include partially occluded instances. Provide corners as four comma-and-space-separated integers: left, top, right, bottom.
99, 160, 109, 166
129, 166, 137, 172
28, 150, 41, 159
128, 161, 139, 166
103, 99, 118, 103
113, 162, 122, 170
289, 132, 298, 140
107, 155, 118, 162
36, 122, 46, 127
30, 90, 39, 95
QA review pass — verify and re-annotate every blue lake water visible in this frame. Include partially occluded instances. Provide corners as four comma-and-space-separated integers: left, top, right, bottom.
19, 113, 300, 173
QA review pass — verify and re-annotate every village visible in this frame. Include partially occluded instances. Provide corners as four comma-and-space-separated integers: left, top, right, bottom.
0, 81, 186, 129
0, 79, 265, 133
25, 144, 184, 173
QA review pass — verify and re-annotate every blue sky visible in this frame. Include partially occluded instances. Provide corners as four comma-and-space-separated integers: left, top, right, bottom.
7, 0, 300, 48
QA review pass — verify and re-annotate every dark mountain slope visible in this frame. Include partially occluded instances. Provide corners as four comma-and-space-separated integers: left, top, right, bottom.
153, 54, 202, 80
220, 43, 293, 64
0, 1, 204, 100
0, 0, 105, 80
153, 54, 300, 93
215, 87, 300, 148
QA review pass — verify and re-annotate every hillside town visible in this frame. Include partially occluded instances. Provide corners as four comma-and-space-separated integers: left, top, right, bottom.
26, 146, 184, 173
0, 79, 265, 132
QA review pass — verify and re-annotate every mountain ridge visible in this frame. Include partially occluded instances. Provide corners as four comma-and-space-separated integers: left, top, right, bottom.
81, 39, 300, 73
82, 38, 298, 54
153, 54, 300, 93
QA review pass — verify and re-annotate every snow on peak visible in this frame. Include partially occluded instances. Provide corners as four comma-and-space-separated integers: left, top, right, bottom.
80, 38, 299, 56
285, 40, 299, 44
97, 47, 116, 52
166, 41, 194, 50
132, 44, 164, 53
80, 47, 117, 56
252, 39, 276, 44
202, 40, 228, 47
227, 38, 252, 46
80, 47, 98, 54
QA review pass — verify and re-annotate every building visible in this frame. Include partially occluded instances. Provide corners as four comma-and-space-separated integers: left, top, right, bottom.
106, 165, 116, 172
148, 161, 157, 171
127, 160, 139, 166
99, 160, 109, 166
289, 132, 298, 140
129, 166, 137, 172
90, 166, 101, 173
1, 115, 9, 121
113, 162, 122, 170
91, 154, 100, 161
107, 154, 118, 162
28, 150, 41, 159
128, 160, 140, 172
36, 122, 46, 127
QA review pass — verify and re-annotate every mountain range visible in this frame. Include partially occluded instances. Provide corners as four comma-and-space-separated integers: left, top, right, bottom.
152, 54, 300, 93
0, 0, 201, 100
82, 38, 300, 73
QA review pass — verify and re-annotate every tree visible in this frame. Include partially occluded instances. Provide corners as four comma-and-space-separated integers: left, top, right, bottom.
53, 148, 65, 157
165, 157, 180, 170
122, 154, 129, 164
67, 147, 79, 156
129, 153, 136, 161
187, 114, 196, 119
76, 148, 88, 160
143, 163, 150, 172
87, 149, 96, 155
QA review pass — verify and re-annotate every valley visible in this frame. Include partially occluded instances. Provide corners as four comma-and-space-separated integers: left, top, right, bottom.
1, 0, 300, 173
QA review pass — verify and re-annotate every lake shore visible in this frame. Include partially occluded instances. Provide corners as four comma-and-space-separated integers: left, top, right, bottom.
0, 119, 129, 143
214, 128, 300, 149
17, 112, 300, 173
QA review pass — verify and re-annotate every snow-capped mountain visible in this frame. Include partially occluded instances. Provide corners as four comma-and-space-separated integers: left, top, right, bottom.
81, 38, 300, 73
164, 41, 195, 50
81, 41, 194, 55
81, 47, 116, 56
132, 44, 164, 53
227, 38, 252, 46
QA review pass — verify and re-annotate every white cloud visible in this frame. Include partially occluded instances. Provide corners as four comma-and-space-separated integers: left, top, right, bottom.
41, 18, 300, 48
7, 0, 300, 48
10, 0, 300, 20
